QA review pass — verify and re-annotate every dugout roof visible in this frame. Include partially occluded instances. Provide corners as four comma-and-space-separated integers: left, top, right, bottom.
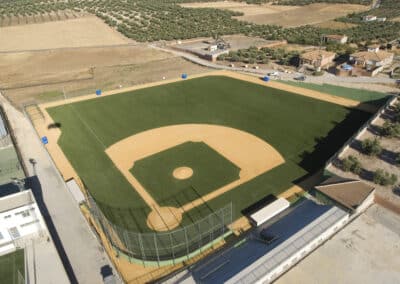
315, 177, 375, 211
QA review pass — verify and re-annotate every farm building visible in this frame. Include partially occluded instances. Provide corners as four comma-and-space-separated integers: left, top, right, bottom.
348, 49, 394, 76
362, 15, 377, 22
300, 50, 336, 69
323, 34, 348, 45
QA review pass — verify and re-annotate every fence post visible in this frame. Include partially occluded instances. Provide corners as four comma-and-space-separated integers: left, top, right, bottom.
153, 234, 160, 267
138, 233, 146, 267
184, 227, 190, 261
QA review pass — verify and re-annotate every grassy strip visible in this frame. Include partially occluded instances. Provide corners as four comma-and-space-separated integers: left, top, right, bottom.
278, 80, 389, 106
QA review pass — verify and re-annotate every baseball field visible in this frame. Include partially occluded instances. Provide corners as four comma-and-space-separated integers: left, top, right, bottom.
46, 74, 371, 236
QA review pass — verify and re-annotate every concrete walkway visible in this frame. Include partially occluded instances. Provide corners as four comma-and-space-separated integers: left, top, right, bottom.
0, 93, 120, 284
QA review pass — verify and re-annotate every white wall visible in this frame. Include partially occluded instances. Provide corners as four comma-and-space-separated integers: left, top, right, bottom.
0, 193, 46, 255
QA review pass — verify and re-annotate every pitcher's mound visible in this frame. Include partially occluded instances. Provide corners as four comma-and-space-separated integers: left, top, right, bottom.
147, 207, 183, 231
173, 167, 193, 180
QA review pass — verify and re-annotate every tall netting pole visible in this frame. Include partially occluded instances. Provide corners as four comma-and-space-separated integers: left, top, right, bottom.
138, 233, 146, 266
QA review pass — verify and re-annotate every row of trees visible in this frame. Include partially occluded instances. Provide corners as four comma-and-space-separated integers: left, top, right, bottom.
0, 0, 398, 44
217, 46, 300, 65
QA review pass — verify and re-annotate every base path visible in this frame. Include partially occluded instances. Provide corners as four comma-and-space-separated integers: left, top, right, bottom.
106, 124, 284, 231
33, 70, 370, 233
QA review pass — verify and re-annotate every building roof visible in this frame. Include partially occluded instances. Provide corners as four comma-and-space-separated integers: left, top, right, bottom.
300, 50, 336, 61
324, 34, 347, 40
163, 200, 348, 284
351, 50, 394, 62
315, 177, 375, 211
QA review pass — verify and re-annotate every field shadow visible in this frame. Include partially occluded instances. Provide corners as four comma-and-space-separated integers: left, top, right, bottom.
298, 110, 372, 173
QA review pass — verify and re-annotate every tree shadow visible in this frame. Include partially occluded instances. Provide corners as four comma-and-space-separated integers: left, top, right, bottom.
367, 124, 382, 136
47, 122, 61, 129
26, 175, 78, 284
359, 168, 375, 182
379, 148, 399, 166
350, 139, 364, 152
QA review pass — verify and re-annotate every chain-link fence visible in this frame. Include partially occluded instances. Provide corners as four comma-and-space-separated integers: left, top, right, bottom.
87, 193, 232, 265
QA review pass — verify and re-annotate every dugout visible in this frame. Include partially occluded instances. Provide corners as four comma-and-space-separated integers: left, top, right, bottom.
249, 198, 290, 227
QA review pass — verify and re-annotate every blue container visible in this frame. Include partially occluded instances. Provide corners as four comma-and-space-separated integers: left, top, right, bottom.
262, 76, 270, 82
96, 89, 102, 96
41, 136, 48, 145
181, 73, 188, 79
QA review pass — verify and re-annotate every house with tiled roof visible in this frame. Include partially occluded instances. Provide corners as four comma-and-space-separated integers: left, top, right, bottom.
323, 34, 348, 45
350, 50, 394, 69
300, 50, 336, 69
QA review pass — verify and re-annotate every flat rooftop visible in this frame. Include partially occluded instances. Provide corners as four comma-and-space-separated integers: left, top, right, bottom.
163, 200, 347, 284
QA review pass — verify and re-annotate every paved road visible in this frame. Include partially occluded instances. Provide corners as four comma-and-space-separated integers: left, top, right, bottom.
151, 45, 398, 86
0, 93, 120, 284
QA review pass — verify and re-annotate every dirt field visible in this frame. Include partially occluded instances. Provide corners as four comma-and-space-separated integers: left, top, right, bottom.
181, 2, 369, 27
314, 20, 358, 30
0, 16, 130, 52
0, 45, 209, 106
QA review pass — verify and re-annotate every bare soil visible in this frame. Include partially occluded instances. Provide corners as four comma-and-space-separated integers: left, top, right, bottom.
0, 16, 130, 52
181, 2, 369, 27
314, 20, 358, 30
0, 45, 208, 107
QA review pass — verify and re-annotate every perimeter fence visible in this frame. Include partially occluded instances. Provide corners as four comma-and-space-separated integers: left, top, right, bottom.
86, 193, 233, 266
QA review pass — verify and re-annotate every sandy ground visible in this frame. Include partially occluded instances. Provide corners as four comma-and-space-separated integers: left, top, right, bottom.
32, 70, 370, 233
106, 124, 284, 231
0, 16, 130, 52
0, 44, 208, 106
314, 20, 358, 30
277, 204, 400, 284
181, 2, 368, 27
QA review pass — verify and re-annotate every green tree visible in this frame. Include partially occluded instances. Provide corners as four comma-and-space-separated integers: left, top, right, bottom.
373, 169, 398, 186
381, 121, 400, 138
361, 138, 382, 156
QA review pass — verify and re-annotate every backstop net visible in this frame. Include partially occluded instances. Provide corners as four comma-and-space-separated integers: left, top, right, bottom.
86, 193, 233, 266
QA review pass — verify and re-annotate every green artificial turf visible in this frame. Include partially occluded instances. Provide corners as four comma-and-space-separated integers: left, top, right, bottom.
0, 249, 25, 284
130, 141, 240, 207
48, 76, 371, 232
278, 80, 390, 106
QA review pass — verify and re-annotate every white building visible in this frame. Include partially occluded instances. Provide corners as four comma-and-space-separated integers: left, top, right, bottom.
0, 190, 46, 255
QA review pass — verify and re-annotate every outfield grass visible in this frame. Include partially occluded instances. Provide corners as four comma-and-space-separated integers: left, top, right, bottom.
131, 141, 240, 207
278, 80, 390, 106
48, 76, 371, 232
0, 249, 24, 284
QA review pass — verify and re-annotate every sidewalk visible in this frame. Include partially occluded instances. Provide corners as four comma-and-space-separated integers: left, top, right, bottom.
0, 93, 120, 284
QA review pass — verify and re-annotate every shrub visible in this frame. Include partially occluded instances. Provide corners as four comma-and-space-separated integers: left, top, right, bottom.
361, 138, 382, 156
341, 155, 362, 174
380, 121, 400, 138
373, 169, 397, 186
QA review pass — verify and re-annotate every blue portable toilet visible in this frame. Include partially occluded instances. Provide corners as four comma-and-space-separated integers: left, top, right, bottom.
41, 136, 49, 145
96, 89, 102, 96
262, 76, 270, 82
181, 73, 188, 79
